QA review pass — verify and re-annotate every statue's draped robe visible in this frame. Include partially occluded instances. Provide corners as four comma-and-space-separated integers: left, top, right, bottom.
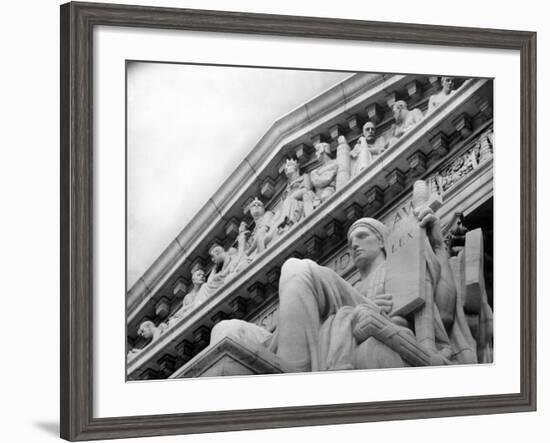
350, 138, 387, 177
170, 289, 200, 321
266, 253, 478, 371
196, 253, 250, 304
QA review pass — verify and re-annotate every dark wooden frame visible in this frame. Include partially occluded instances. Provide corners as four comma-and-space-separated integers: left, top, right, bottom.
60, 1, 537, 440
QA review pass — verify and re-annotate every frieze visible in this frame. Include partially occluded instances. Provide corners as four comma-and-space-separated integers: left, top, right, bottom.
427, 128, 493, 197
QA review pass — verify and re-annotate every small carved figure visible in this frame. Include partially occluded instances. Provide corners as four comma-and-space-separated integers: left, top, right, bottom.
196, 234, 252, 301
387, 100, 424, 147
193, 245, 232, 302
274, 158, 313, 232
168, 266, 206, 325
309, 142, 339, 207
127, 320, 168, 360
428, 77, 456, 113
350, 122, 388, 176
244, 197, 277, 257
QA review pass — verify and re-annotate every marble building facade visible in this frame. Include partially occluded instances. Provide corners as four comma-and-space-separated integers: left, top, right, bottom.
126, 72, 494, 380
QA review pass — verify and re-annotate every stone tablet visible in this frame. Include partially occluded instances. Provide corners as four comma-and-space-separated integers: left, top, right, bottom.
385, 209, 427, 317
385, 181, 442, 317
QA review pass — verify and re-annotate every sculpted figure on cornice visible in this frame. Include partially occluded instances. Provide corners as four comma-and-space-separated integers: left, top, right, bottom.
127, 320, 168, 360
196, 231, 252, 301
210, 181, 493, 372
244, 198, 278, 258
167, 266, 206, 326
350, 122, 388, 176
428, 77, 456, 113
388, 100, 424, 147
309, 142, 339, 207
273, 158, 313, 233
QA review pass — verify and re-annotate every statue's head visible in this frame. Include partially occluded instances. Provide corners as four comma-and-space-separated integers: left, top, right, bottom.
137, 320, 156, 340
347, 218, 387, 269
284, 158, 299, 177
314, 142, 331, 160
190, 267, 205, 286
441, 76, 454, 93
209, 244, 226, 265
362, 121, 376, 143
247, 197, 265, 219
392, 100, 408, 123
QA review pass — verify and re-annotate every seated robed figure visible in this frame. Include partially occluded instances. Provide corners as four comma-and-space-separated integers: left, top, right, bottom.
211, 198, 491, 372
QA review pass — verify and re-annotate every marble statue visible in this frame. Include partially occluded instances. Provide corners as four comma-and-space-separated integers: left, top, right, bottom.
274, 158, 313, 232
350, 122, 388, 176
193, 230, 252, 302
127, 320, 168, 360
308, 142, 339, 208
211, 182, 490, 372
428, 77, 456, 113
387, 100, 424, 147
244, 197, 277, 258
168, 266, 205, 325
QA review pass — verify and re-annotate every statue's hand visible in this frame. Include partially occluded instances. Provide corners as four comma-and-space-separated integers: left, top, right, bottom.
415, 206, 445, 251
369, 293, 393, 314
351, 305, 376, 344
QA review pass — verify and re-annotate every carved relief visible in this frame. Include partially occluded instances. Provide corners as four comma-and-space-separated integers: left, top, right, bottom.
427, 128, 493, 196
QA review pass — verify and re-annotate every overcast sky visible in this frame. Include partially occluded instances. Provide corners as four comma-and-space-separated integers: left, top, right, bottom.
127, 62, 350, 286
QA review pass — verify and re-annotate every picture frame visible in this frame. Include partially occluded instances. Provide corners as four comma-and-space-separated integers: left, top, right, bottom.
60, 1, 537, 441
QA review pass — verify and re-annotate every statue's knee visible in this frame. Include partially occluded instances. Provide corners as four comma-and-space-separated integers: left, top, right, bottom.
210, 319, 246, 344
281, 257, 310, 279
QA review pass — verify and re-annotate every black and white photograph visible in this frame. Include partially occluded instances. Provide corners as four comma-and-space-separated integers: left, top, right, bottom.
0, 0, 541, 441
125, 63, 494, 381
